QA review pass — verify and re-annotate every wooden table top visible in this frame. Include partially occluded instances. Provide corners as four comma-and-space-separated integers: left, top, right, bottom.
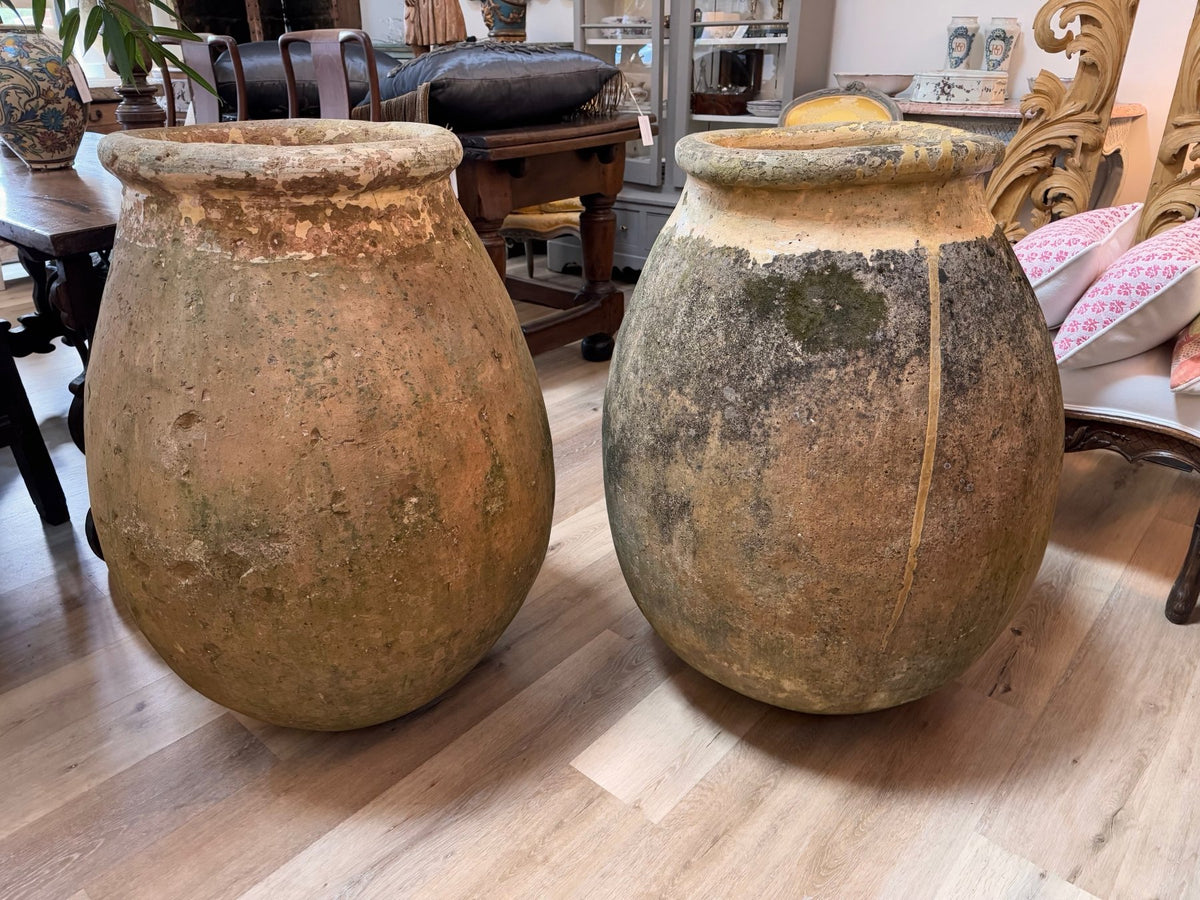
0, 132, 121, 259
456, 115, 647, 162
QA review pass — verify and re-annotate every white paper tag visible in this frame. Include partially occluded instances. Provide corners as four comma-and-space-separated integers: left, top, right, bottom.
638, 114, 654, 147
66, 58, 92, 104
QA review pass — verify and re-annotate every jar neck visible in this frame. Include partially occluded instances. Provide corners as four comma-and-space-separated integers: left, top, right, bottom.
674, 176, 997, 258
116, 177, 463, 262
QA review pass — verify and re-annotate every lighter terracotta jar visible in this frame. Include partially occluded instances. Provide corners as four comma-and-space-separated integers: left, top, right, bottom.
604, 122, 1062, 713
87, 120, 554, 730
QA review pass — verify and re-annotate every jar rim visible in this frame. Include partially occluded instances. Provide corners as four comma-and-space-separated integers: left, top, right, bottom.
675, 122, 1004, 189
98, 119, 462, 194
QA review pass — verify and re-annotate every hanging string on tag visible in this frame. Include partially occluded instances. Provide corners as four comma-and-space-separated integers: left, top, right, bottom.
624, 80, 655, 147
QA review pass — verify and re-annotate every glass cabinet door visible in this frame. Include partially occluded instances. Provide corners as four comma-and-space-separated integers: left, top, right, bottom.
576, 0, 669, 187
668, 0, 834, 188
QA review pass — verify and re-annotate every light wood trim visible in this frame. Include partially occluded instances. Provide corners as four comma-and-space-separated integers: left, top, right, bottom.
986, 0, 1141, 241
1136, 0, 1200, 242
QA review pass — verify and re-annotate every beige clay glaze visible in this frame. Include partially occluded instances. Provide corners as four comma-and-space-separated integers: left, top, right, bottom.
604, 122, 1062, 713
87, 120, 554, 730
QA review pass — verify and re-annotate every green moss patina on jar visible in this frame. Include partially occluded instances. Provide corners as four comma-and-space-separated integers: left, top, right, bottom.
603, 122, 1062, 713
87, 120, 554, 730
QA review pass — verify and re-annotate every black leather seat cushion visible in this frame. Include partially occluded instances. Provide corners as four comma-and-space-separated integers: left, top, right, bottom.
214, 41, 403, 119
374, 42, 620, 131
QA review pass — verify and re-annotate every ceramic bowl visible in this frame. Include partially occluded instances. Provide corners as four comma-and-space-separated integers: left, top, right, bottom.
833, 73, 914, 96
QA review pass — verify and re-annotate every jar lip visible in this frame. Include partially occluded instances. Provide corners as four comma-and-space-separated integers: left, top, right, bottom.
675, 122, 1004, 189
98, 119, 462, 192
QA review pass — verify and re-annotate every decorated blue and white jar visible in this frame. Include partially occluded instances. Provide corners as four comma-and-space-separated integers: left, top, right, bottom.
0, 32, 89, 170
945, 16, 978, 70
984, 17, 1021, 72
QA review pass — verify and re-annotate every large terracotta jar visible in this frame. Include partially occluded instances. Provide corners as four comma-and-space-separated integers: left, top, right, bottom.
87, 121, 554, 730
604, 123, 1062, 714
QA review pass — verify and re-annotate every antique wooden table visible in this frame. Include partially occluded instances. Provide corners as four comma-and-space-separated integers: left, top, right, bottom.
455, 115, 642, 360
0, 132, 119, 449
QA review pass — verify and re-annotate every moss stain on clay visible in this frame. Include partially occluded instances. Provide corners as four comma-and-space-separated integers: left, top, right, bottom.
742, 263, 887, 352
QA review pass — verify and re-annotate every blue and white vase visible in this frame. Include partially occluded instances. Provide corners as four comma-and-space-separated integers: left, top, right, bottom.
984, 17, 1021, 72
945, 16, 978, 70
481, 0, 527, 42
0, 32, 89, 171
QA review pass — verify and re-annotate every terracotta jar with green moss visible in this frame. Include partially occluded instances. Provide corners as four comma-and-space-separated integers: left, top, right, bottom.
604, 122, 1062, 713
87, 121, 553, 730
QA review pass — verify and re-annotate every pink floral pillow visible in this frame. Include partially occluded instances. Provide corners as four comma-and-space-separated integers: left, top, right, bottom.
1170, 315, 1200, 393
1054, 217, 1200, 369
1014, 203, 1142, 327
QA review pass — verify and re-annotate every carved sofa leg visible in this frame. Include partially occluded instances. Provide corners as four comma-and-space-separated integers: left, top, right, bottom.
1167, 508, 1200, 624
1065, 416, 1200, 624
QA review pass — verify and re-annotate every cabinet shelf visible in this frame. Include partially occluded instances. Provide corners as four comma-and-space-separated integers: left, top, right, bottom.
585, 37, 655, 45
693, 36, 788, 46
691, 113, 778, 124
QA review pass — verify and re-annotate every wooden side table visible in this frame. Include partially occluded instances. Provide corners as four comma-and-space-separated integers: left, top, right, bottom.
455, 115, 643, 360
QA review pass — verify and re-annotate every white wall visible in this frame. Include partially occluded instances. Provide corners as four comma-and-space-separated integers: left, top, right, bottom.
828, 0, 1196, 204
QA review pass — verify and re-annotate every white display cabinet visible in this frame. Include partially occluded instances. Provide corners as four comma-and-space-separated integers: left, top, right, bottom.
574, 0, 670, 187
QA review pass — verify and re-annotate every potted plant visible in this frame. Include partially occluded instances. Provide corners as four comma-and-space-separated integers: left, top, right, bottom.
0, 0, 204, 169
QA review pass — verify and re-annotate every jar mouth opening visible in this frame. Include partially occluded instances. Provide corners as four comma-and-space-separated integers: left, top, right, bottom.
124, 120, 429, 148
98, 119, 463, 193
676, 122, 1004, 189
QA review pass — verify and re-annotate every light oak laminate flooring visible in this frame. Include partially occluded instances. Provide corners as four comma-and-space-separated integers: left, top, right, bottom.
4, 272, 1200, 898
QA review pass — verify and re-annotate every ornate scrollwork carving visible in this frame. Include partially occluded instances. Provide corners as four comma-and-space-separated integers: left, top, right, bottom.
1135, 3, 1200, 243
986, 0, 1140, 241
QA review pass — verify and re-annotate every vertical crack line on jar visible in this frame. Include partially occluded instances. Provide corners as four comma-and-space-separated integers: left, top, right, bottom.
883, 246, 943, 649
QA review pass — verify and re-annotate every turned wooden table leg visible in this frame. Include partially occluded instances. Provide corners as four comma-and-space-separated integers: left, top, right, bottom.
474, 216, 509, 281
1167, 506, 1200, 623
577, 191, 623, 361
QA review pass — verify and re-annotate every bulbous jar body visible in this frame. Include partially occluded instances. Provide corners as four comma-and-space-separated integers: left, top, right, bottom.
0, 32, 88, 170
87, 120, 554, 730
603, 123, 1062, 714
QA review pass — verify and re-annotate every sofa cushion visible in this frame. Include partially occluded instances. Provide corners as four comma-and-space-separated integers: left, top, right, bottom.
1054, 217, 1200, 369
1013, 203, 1142, 327
1059, 342, 1200, 441
215, 41, 403, 120
373, 41, 621, 131
1171, 316, 1200, 393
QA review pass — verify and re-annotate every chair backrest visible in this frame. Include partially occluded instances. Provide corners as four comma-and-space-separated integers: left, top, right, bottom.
279, 29, 381, 121
158, 34, 246, 124
778, 85, 901, 128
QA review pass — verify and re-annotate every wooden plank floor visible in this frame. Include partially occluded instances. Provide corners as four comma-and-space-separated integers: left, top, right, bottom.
5, 269, 1200, 898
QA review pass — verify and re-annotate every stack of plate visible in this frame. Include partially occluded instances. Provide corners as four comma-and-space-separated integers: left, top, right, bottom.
745, 99, 782, 118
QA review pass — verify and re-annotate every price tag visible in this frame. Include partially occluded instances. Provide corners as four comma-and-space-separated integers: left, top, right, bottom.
638, 114, 654, 147
66, 58, 92, 104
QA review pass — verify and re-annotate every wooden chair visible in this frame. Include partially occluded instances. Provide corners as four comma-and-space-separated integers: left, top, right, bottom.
279, 29, 381, 121
0, 320, 68, 526
158, 34, 247, 125
500, 198, 584, 278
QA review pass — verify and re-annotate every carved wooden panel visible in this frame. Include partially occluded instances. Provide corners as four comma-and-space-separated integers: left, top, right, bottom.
1135, 1, 1200, 243
986, 0, 1140, 241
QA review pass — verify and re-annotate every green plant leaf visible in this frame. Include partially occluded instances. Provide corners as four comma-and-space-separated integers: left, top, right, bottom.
151, 26, 201, 41
144, 0, 184, 18
31, 0, 45, 32
100, 7, 132, 84
83, 3, 102, 50
57, 6, 79, 58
